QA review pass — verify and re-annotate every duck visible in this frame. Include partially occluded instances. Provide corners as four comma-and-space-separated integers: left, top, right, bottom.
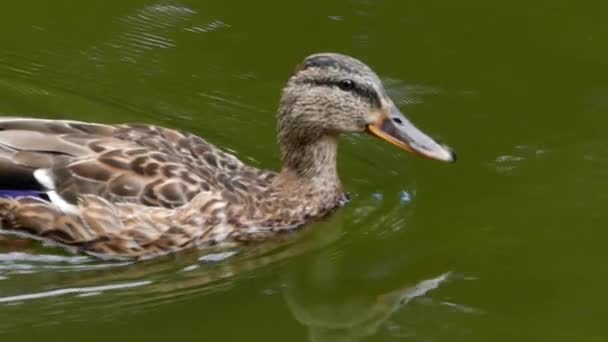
0, 53, 455, 260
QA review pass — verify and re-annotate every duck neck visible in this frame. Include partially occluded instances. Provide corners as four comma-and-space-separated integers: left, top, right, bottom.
276, 134, 341, 193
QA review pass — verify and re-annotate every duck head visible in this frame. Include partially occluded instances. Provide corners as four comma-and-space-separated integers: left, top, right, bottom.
277, 53, 455, 180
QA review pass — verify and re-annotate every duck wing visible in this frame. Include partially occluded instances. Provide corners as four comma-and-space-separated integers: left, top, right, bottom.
0, 118, 272, 209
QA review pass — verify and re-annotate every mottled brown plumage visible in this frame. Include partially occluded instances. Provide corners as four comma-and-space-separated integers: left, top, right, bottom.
0, 53, 455, 259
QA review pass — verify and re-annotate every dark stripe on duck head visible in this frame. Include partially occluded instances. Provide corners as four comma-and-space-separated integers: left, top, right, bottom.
300, 78, 382, 109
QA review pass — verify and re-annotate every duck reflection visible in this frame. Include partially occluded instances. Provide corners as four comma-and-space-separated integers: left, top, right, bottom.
280, 227, 450, 342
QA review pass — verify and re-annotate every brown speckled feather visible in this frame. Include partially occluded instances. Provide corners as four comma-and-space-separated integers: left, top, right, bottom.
0, 117, 342, 259
0, 118, 274, 207
0, 187, 344, 259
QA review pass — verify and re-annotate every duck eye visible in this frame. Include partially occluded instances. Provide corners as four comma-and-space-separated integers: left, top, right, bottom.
338, 79, 355, 91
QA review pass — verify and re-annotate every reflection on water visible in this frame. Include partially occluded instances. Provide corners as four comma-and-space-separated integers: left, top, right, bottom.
284, 257, 450, 342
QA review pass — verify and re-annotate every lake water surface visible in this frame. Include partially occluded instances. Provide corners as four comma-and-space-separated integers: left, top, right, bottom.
1, 1, 607, 341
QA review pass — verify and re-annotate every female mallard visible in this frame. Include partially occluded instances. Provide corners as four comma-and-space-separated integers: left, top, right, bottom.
0, 53, 454, 259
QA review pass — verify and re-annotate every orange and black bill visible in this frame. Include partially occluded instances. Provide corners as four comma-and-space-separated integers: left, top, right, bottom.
366, 104, 456, 162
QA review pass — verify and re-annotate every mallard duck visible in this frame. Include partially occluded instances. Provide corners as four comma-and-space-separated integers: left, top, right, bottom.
0, 53, 454, 259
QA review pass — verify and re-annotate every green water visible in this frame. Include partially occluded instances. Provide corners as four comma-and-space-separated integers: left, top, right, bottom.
1, 0, 607, 341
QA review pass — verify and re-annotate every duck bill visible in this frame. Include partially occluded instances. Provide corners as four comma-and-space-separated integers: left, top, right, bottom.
366, 105, 456, 162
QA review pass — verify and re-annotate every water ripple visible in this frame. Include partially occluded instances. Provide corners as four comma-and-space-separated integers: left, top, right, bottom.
184, 20, 230, 33
490, 144, 546, 174
383, 78, 441, 106
0, 280, 151, 304
0, 252, 90, 264
112, 2, 197, 60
